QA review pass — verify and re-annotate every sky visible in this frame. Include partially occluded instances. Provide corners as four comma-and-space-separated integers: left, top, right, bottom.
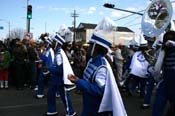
0, 0, 175, 40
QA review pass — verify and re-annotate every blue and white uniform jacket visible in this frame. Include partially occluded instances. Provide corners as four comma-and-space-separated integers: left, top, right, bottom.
49, 47, 74, 86
39, 47, 54, 73
76, 54, 127, 116
45, 47, 54, 68
49, 47, 64, 85
76, 55, 107, 113
129, 51, 149, 78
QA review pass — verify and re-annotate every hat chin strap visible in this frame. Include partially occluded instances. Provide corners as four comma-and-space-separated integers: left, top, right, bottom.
54, 42, 58, 51
90, 42, 96, 57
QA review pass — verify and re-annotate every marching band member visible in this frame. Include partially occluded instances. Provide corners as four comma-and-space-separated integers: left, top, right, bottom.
36, 35, 55, 99
68, 32, 127, 116
152, 30, 175, 116
147, 21, 175, 116
44, 34, 76, 116
127, 33, 150, 98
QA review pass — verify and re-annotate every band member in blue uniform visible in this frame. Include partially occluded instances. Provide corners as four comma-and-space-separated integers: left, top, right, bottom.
152, 31, 175, 116
44, 34, 76, 116
68, 32, 127, 116
36, 36, 54, 99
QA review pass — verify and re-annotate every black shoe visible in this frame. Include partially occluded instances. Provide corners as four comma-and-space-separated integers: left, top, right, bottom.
140, 104, 150, 109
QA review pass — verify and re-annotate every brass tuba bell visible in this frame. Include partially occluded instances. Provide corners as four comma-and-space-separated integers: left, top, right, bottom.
141, 0, 173, 38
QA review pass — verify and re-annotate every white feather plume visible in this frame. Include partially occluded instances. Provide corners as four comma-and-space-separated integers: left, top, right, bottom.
94, 17, 117, 34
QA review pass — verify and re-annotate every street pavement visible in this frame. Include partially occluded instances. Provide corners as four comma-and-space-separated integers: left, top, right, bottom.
0, 85, 155, 116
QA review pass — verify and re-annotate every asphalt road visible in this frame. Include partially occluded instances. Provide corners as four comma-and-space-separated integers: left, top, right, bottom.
0, 85, 155, 116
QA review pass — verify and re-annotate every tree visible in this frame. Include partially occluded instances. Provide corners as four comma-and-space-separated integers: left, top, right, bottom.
9, 28, 25, 40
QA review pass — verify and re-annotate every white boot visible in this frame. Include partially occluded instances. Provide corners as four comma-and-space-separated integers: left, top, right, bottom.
5, 81, 8, 89
0, 81, 4, 88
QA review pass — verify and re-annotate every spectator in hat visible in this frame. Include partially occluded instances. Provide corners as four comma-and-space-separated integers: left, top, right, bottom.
44, 34, 76, 116
113, 44, 124, 86
68, 32, 127, 116
13, 40, 28, 90
27, 40, 38, 90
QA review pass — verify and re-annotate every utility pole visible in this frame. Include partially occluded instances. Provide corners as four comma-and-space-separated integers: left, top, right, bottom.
26, 0, 29, 33
45, 21, 47, 33
71, 10, 79, 43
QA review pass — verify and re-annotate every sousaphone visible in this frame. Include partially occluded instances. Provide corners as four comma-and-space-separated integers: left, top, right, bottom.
141, 0, 173, 38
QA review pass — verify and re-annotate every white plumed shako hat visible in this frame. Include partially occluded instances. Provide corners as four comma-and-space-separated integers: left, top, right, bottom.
45, 38, 53, 45
52, 34, 65, 45
89, 32, 112, 50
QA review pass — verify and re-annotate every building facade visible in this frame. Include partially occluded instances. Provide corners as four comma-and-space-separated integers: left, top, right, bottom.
75, 23, 134, 46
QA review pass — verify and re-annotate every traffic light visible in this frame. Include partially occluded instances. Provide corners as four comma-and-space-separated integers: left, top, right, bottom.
103, 3, 115, 8
27, 5, 32, 19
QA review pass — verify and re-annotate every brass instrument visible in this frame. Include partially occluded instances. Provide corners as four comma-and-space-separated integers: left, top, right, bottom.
143, 48, 157, 66
141, 0, 173, 71
141, 0, 173, 38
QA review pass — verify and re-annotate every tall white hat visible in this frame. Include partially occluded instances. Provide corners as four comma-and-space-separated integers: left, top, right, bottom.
52, 34, 65, 45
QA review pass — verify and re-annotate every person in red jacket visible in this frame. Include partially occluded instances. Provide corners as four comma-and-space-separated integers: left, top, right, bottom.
0, 43, 11, 89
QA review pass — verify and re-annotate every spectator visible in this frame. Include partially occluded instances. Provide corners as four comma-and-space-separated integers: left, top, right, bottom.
13, 40, 28, 90
113, 44, 124, 86
0, 43, 11, 89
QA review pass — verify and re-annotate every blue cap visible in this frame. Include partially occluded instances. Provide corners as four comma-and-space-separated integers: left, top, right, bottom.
53, 34, 65, 45
45, 38, 53, 45
89, 33, 112, 49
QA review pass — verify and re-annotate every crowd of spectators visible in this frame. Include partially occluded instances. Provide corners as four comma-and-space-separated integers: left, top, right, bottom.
1, 32, 174, 116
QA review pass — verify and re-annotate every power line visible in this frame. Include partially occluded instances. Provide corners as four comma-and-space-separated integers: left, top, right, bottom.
113, 9, 144, 29
114, 9, 145, 21
127, 22, 141, 27
120, 16, 142, 27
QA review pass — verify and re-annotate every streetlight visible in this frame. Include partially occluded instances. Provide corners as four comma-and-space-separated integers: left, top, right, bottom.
103, 3, 143, 16
0, 19, 11, 39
